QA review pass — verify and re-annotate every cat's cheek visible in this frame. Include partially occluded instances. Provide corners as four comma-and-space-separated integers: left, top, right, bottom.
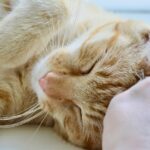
39, 99, 53, 113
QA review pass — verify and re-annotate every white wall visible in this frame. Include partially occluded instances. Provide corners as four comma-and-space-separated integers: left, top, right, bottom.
92, 0, 150, 10
91, 0, 150, 23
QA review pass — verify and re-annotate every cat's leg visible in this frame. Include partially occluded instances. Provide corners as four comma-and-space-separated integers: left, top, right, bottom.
0, 72, 24, 116
0, 0, 70, 69
0, 0, 70, 117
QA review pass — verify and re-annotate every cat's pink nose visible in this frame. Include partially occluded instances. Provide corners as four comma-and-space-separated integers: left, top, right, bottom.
39, 77, 47, 91
39, 72, 57, 88
39, 72, 62, 98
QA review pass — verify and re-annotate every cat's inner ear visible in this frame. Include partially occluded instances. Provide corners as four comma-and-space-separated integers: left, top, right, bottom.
142, 32, 150, 43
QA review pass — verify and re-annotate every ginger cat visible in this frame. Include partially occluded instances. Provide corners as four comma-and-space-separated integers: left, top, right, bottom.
0, 0, 150, 149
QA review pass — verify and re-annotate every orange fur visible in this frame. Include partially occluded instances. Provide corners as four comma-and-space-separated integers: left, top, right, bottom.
0, 0, 150, 149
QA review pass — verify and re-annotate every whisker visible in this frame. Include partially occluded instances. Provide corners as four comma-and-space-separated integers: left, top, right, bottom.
52, 18, 57, 48
57, 20, 61, 48
37, 24, 49, 55
61, 0, 82, 48
0, 111, 44, 128
28, 112, 49, 142
0, 103, 40, 121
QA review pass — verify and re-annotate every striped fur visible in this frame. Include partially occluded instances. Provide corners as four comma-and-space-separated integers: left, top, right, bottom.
0, 0, 150, 149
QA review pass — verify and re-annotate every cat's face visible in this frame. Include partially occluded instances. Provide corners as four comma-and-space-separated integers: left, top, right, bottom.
32, 20, 150, 148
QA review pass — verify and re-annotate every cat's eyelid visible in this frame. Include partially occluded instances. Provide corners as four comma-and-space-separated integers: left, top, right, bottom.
81, 57, 100, 75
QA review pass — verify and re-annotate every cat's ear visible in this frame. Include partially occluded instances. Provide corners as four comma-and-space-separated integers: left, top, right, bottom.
117, 20, 150, 43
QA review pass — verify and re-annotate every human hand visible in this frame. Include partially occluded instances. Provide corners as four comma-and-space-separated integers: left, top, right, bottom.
103, 78, 150, 150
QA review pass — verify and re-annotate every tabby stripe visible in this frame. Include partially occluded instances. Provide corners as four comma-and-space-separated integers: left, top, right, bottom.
96, 71, 112, 78
0, 90, 11, 115
89, 107, 106, 117
96, 81, 123, 90
85, 114, 101, 122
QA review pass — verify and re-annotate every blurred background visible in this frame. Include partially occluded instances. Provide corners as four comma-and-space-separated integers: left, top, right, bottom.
92, 0, 150, 22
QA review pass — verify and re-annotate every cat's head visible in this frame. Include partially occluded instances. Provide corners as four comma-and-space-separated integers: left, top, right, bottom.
32, 20, 150, 149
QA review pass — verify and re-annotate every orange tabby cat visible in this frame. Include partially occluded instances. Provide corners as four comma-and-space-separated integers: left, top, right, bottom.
0, 0, 150, 149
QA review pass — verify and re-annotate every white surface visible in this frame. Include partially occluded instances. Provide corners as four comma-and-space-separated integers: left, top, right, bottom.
0, 126, 82, 150
1, 1, 150, 150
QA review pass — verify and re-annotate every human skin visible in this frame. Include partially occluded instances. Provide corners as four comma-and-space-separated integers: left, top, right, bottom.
102, 77, 150, 150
